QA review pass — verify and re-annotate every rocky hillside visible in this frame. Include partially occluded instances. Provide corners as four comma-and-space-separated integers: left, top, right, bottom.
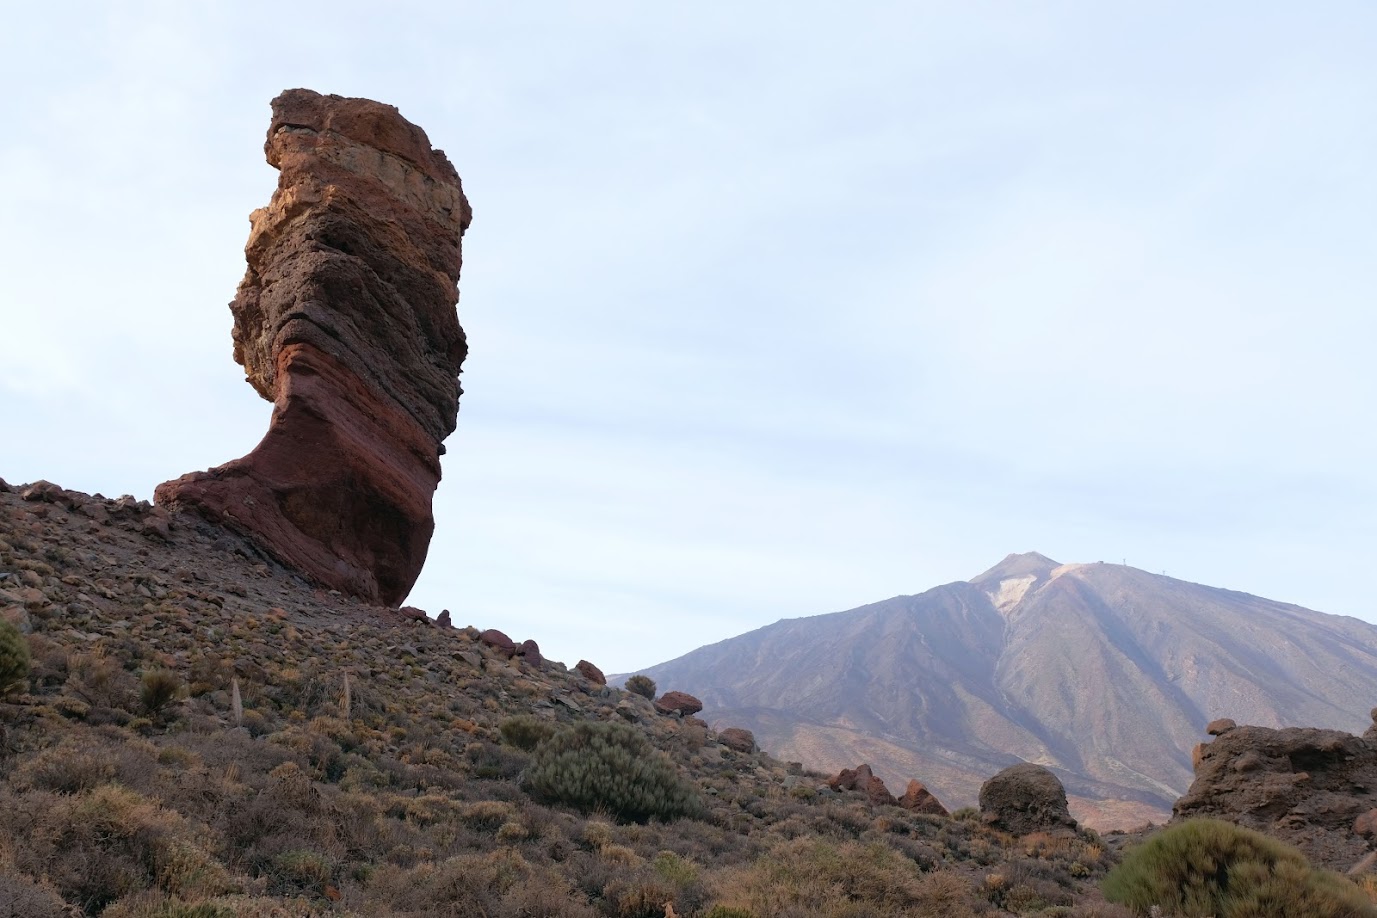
631, 552, 1377, 829
0, 481, 1138, 917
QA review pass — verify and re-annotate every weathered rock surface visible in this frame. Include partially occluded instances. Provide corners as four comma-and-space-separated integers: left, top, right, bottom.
654, 691, 703, 717
1173, 725, 1377, 870
575, 660, 607, 686
1206, 718, 1237, 736
480, 629, 517, 654
719, 727, 756, 754
828, 763, 897, 806
898, 779, 949, 816
155, 89, 471, 606
979, 763, 1078, 836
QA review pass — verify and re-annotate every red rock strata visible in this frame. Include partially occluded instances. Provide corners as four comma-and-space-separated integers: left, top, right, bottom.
156, 89, 471, 606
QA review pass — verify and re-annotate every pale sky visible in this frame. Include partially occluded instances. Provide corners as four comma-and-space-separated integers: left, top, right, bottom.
2, 3, 1374, 674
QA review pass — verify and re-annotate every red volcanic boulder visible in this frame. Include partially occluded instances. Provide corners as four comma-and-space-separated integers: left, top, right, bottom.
517, 639, 544, 668
719, 727, 756, 754
653, 691, 703, 717
829, 764, 897, 806
480, 629, 517, 654
1206, 718, 1237, 736
898, 779, 948, 816
155, 89, 471, 606
575, 660, 607, 686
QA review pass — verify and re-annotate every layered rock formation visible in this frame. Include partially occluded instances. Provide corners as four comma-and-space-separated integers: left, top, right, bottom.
1174, 723, 1377, 871
156, 89, 471, 605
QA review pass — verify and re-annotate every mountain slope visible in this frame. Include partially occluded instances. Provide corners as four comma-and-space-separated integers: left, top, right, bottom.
633, 553, 1377, 827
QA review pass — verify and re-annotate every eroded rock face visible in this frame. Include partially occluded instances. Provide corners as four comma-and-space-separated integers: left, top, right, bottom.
1173, 725, 1377, 870
899, 779, 949, 816
979, 763, 1078, 836
828, 763, 897, 806
155, 89, 470, 605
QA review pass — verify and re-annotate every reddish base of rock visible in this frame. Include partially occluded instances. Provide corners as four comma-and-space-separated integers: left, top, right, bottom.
156, 344, 440, 606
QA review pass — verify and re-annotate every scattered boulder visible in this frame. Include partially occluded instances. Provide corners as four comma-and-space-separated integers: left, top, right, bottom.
480, 629, 517, 654
575, 660, 606, 686
719, 727, 756, 754
155, 89, 472, 607
437, 610, 452, 628
1206, 718, 1238, 736
979, 763, 1077, 836
517, 639, 544, 668
898, 779, 948, 816
653, 691, 703, 717
828, 763, 896, 806
1174, 725, 1377, 870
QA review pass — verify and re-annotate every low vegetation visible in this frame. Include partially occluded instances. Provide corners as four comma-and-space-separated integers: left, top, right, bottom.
2, 487, 1375, 916
1103, 818, 1376, 917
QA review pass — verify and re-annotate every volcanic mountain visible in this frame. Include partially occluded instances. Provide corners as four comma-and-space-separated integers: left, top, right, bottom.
631, 553, 1377, 828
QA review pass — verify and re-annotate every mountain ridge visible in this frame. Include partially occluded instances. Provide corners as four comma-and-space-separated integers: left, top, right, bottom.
629, 553, 1377, 828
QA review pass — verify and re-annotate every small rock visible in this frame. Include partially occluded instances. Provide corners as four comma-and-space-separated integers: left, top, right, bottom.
437, 609, 452, 628
719, 727, 756, 753
552, 694, 582, 712
1207, 718, 1238, 736
398, 606, 427, 622
828, 763, 897, 805
141, 514, 172, 541
654, 691, 703, 716
575, 659, 607, 686
0, 606, 32, 635
1356, 810, 1377, 840
454, 651, 483, 669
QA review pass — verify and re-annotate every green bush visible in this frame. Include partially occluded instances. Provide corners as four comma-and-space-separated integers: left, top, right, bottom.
524, 721, 703, 823
1102, 818, 1376, 917
499, 714, 557, 751
0, 620, 31, 696
624, 674, 657, 699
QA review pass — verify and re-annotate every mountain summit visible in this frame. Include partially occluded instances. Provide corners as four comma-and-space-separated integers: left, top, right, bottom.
632, 555, 1377, 827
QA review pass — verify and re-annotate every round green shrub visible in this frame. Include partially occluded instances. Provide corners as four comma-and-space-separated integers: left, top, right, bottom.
524, 721, 703, 823
0, 620, 31, 697
624, 674, 657, 700
499, 715, 557, 751
1102, 818, 1376, 917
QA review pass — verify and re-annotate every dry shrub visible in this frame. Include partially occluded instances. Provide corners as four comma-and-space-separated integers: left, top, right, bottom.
22, 784, 232, 912
66, 651, 138, 711
624, 675, 657, 700
362, 848, 595, 917
140, 669, 183, 717
13, 740, 117, 794
709, 837, 984, 917
0, 862, 69, 917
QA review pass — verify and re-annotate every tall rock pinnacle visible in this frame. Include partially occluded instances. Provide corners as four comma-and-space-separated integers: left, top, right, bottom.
156, 89, 471, 605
